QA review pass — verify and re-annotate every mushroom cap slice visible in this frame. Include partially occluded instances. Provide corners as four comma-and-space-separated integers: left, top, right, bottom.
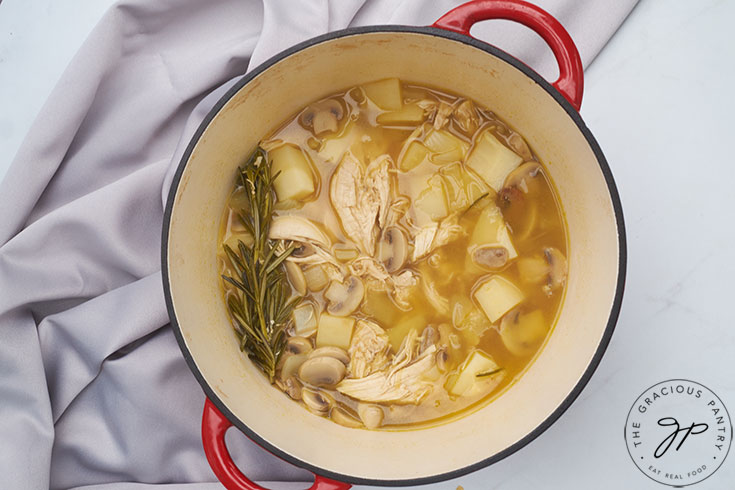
544, 247, 568, 291
378, 226, 408, 273
308, 346, 350, 365
299, 99, 345, 136
285, 336, 313, 355
285, 261, 307, 296
324, 276, 365, 316
298, 356, 347, 387
499, 308, 547, 356
330, 406, 363, 429
471, 245, 509, 270
302, 388, 334, 416
503, 161, 542, 193
282, 377, 302, 400
357, 403, 385, 430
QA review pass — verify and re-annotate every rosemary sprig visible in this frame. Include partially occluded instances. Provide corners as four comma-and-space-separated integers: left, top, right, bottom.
222, 147, 299, 383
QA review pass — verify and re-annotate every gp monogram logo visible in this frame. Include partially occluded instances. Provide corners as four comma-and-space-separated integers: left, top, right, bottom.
624, 379, 732, 486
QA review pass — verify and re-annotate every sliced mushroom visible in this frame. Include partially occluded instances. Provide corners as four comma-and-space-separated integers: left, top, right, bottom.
503, 161, 542, 193
280, 354, 308, 381
436, 348, 450, 372
302, 388, 334, 416
325, 276, 365, 316
499, 308, 547, 356
298, 356, 346, 387
291, 242, 318, 260
285, 261, 307, 296
299, 99, 345, 136
285, 336, 313, 355
544, 247, 568, 292
357, 403, 384, 430
283, 376, 302, 400
471, 245, 509, 270
378, 226, 408, 273
517, 247, 567, 295
330, 406, 363, 429
308, 346, 350, 365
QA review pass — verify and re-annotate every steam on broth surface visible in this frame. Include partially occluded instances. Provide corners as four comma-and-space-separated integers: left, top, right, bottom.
218, 79, 567, 430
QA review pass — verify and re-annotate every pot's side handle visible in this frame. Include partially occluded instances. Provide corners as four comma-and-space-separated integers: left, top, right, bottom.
202, 398, 351, 490
432, 0, 584, 111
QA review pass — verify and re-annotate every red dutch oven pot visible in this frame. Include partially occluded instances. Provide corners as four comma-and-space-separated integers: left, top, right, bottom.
162, 1, 626, 488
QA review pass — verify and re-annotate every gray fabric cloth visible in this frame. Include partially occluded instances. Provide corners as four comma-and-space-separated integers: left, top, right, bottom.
0, 1, 637, 489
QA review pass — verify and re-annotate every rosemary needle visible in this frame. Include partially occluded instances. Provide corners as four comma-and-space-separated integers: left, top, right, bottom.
221, 147, 299, 383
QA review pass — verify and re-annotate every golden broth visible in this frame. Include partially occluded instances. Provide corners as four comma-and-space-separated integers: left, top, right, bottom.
217, 80, 567, 429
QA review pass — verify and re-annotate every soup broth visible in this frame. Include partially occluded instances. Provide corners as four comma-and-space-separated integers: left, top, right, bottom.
217, 79, 567, 429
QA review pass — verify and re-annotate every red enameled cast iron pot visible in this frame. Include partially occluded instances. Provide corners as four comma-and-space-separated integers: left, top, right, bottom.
162, 1, 626, 488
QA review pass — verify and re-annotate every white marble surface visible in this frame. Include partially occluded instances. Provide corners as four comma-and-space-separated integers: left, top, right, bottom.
1, 0, 734, 488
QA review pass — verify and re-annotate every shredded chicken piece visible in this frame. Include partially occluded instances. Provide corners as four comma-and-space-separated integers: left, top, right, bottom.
422, 276, 450, 317
391, 270, 418, 310
386, 197, 410, 227
412, 224, 438, 262
410, 215, 464, 263
433, 102, 454, 130
390, 328, 421, 372
337, 345, 436, 404
454, 100, 479, 134
348, 320, 390, 378
269, 216, 330, 248
329, 153, 392, 255
349, 256, 391, 284
434, 214, 464, 249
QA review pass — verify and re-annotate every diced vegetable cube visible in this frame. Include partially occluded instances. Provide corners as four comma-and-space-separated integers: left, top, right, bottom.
269, 144, 316, 201
303, 264, 329, 291
376, 103, 426, 126
362, 78, 403, 110
399, 140, 431, 172
473, 275, 524, 323
316, 313, 355, 350
292, 303, 318, 337
466, 131, 523, 191
423, 128, 469, 165
387, 314, 425, 352
447, 350, 501, 397
469, 204, 518, 259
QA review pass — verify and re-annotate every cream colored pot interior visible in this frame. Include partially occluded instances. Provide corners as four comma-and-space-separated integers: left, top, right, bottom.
166, 31, 620, 482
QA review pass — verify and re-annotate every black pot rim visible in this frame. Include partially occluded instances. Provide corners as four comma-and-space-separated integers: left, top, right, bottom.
161, 24, 627, 487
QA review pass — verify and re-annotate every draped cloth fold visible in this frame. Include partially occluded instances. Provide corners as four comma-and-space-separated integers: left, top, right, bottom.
0, 1, 636, 488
